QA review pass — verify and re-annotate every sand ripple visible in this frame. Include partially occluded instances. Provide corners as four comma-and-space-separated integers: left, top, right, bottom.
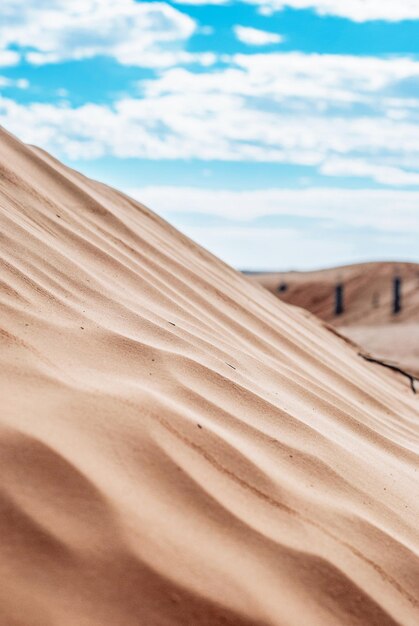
0, 127, 418, 625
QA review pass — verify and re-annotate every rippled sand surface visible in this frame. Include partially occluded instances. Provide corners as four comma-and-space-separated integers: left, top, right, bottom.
1, 127, 418, 626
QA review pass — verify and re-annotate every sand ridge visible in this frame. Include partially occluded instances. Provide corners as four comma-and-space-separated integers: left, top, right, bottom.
1, 126, 419, 625
248, 263, 419, 325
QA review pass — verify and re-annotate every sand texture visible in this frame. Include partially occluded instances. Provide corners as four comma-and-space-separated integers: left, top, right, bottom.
250, 263, 419, 376
1, 127, 419, 625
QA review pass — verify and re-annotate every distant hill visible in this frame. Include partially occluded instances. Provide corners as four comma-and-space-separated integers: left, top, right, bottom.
249, 262, 419, 374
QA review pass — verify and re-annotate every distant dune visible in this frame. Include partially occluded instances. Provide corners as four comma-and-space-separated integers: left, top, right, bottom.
249, 263, 419, 376
1, 127, 419, 626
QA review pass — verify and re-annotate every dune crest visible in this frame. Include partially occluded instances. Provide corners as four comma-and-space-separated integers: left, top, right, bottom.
1, 127, 418, 625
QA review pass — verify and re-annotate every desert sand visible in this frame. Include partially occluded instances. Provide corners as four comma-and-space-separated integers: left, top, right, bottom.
1, 126, 419, 625
250, 263, 419, 376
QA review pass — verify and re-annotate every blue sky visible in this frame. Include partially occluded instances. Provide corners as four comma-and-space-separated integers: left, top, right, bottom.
2, 1, 419, 269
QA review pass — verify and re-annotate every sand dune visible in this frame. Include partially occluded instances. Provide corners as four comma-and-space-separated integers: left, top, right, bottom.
250, 263, 419, 376
1, 127, 419, 625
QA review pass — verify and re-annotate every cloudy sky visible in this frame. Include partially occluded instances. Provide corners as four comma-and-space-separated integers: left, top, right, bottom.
2, 0, 419, 269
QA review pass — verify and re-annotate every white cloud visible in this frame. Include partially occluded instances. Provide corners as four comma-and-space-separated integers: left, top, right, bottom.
320, 159, 419, 186
125, 185, 419, 269
128, 186, 419, 233
2, 51, 419, 186
0, 50, 20, 67
0, 77, 29, 89
1, 0, 412, 75
180, 224, 355, 270
231, 52, 419, 100
0, 0, 197, 68
177, 0, 419, 22
2, 95, 419, 185
249, 0, 419, 22
146, 53, 419, 104
4, 92, 419, 172
233, 25, 284, 46
174, 0, 226, 4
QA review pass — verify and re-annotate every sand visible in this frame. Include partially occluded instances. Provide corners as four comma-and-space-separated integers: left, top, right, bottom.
250, 263, 419, 376
1, 126, 419, 626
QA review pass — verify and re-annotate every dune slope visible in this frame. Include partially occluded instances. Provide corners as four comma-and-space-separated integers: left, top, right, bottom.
1, 127, 419, 626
